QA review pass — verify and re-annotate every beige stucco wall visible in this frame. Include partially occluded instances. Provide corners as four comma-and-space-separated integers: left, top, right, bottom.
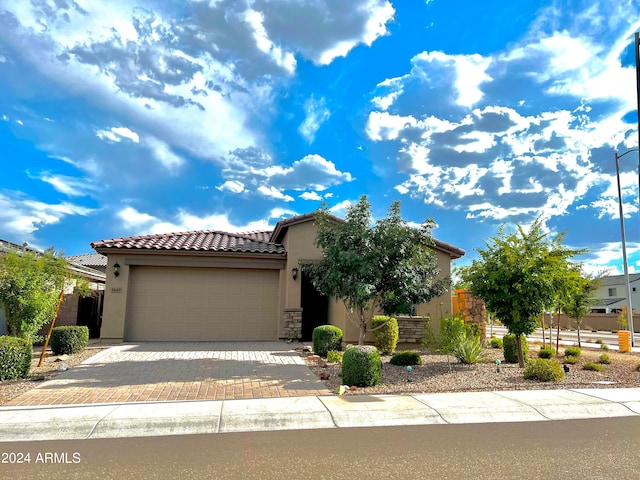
100, 255, 130, 340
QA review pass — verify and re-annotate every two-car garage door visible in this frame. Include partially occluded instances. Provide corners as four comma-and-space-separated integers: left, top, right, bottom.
125, 266, 279, 341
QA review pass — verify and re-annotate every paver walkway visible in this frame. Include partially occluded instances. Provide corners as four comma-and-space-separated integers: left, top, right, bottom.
8, 342, 331, 406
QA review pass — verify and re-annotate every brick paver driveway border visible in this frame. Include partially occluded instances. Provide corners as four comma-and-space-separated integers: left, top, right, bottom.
9, 342, 332, 406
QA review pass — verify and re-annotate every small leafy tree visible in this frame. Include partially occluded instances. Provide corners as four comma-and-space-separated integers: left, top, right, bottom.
0, 248, 87, 343
303, 196, 449, 345
460, 217, 584, 367
560, 273, 602, 347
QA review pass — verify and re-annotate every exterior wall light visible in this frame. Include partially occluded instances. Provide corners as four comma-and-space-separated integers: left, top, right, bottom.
291, 267, 299, 280
113, 262, 121, 278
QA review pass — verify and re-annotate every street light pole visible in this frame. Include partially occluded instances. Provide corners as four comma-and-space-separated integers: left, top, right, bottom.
616, 148, 640, 347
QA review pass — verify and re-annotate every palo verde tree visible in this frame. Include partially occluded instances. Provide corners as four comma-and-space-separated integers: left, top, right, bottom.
303, 196, 449, 345
0, 248, 88, 343
460, 217, 585, 367
561, 272, 602, 347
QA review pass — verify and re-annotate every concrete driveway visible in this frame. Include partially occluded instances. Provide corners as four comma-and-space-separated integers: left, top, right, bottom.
8, 342, 331, 406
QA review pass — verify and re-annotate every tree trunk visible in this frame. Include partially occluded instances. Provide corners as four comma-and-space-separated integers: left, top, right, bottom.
555, 319, 560, 354
541, 317, 546, 348
359, 323, 366, 345
516, 334, 525, 368
577, 327, 581, 348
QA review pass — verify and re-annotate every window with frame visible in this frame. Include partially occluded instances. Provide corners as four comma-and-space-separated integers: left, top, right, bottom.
608, 287, 617, 297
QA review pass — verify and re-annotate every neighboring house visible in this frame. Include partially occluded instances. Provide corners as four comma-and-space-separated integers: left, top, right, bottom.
0, 239, 106, 337
66, 253, 107, 273
93, 212, 465, 344
591, 274, 640, 314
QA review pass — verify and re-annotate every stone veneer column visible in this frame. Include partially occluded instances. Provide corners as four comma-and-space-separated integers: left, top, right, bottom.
282, 308, 303, 340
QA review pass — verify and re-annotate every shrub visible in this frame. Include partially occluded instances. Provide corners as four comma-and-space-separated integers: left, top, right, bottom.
50, 326, 89, 355
341, 345, 382, 387
564, 346, 581, 358
523, 358, 564, 382
452, 334, 485, 365
326, 350, 343, 364
564, 355, 579, 365
390, 350, 422, 366
600, 343, 609, 351
371, 316, 399, 355
538, 347, 555, 359
490, 337, 503, 349
636, 363, 640, 372
312, 325, 343, 358
0, 336, 33, 380
503, 334, 528, 363
598, 353, 611, 365
424, 314, 466, 355
583, 362, 604, 372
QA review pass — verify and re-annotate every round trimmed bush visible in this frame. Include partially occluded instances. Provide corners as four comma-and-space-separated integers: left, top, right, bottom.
312, 325, 343, 358
50, 326, 89, 355
564, 355, 579, 365
523, 358, 564, 382
564, 346, 581, 358
371, 316, 399, 355
538, 346, 555, 359
490, 337, 503, 349
598, 353, 611, 365
0, 336, 33, 380
342, 345, 382, 387
503, 334, 529, 363
390, 350, 422, 366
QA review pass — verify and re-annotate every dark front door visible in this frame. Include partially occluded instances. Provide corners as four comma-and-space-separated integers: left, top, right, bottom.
301, 272, 329, 341
77, 291, 104, 338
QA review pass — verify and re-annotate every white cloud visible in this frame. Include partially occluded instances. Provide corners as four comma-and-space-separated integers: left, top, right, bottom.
257, 186, 294, 202
0, 192, 94, 238
39, 174, 100, 197
300, 191, 322, 201
96, 126, 140, 143
299, 96, 331, 143
329, 199, 353, 217
143, 137, 184, 170
116, 206, 304, 236
216, 180, 246, 194
244, 8, 296, 74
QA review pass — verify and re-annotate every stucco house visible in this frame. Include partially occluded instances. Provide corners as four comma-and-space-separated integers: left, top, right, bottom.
591, 274, 640, 314
92, 212, 465, 344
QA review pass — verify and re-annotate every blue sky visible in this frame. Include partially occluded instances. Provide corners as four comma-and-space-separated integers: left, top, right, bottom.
1, 0, 640, 274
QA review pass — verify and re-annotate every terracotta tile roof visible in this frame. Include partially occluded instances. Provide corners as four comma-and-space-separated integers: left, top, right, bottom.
66, 252, 107, 267
91, 230, 285, 255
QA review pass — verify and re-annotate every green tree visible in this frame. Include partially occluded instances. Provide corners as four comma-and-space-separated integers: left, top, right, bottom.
561, 273, 602, 347
461, 217, 585, 367
0, 248, 85, 343
303, 196, 449, 345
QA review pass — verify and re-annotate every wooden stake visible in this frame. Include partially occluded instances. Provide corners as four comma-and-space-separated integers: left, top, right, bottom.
38, 289, 65, 367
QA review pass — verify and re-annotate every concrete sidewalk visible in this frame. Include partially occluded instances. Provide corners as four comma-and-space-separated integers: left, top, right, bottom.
2, 388, 640, 442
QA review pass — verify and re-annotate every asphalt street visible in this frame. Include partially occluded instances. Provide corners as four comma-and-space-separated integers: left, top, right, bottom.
3, 417, 640, 480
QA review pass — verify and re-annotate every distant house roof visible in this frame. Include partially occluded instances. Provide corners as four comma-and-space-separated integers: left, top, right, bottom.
0, 239, 39, 255
91, 230, 285, 255
0, 238, 105, 283
66, 253, 107, 268
601, 274, 640, 286
593, 298, 626, 307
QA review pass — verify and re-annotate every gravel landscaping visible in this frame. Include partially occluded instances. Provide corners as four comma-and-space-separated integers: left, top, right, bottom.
306, 342, 640, 395
3, 341, 639, 406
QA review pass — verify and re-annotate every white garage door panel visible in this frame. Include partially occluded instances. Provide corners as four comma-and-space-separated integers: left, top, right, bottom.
126, 267, 279, 341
